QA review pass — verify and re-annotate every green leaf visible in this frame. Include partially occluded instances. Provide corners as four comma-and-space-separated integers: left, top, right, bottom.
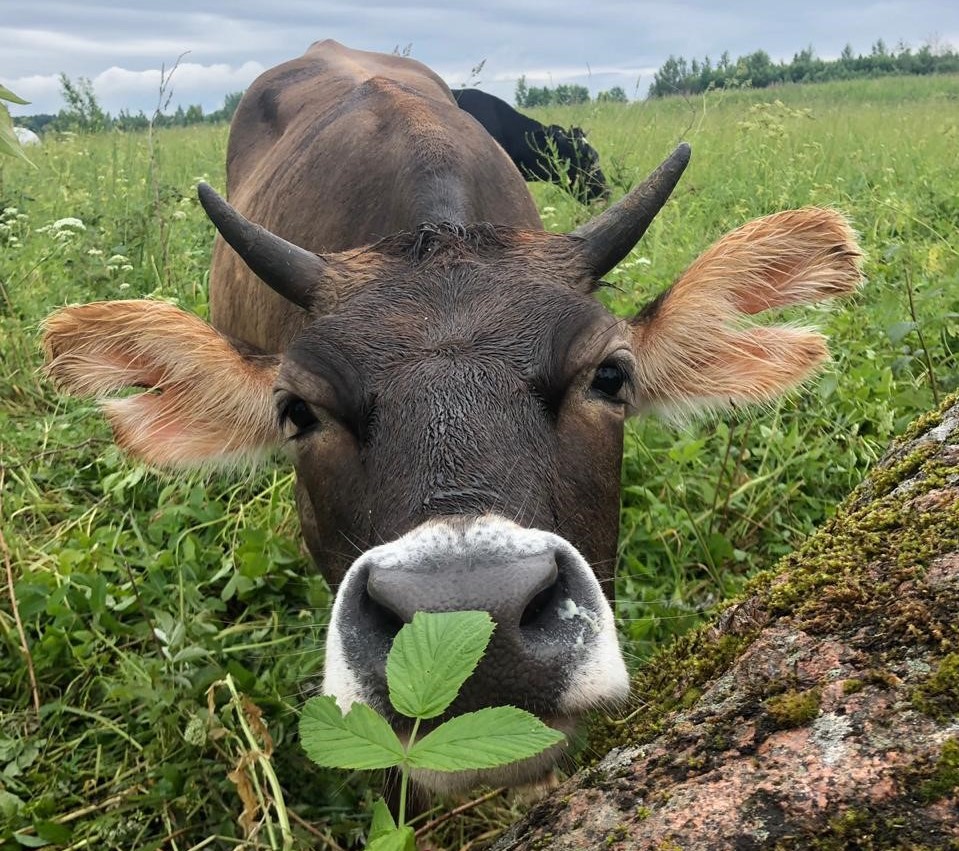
0, 85, 29, 105
886, 320, 917, 344
369, 798, 397, 842
12, 833, 50, 848
0, 106, 34, 166
367, 825, 415, 851
387, 610, 494, 719
299, 695, 405, 770
0, 790, 24, 819
407, 706, 565, 772
34, 821, 72, 844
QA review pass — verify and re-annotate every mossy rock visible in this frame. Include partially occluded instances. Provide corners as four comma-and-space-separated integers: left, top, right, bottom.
497, 396, 959, 850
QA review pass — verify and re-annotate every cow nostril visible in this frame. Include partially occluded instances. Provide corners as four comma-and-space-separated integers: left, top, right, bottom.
520, 577, 562, 628
361, 587, 406, 639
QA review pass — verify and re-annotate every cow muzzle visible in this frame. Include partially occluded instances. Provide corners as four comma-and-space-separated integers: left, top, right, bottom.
322, 515, 628, 790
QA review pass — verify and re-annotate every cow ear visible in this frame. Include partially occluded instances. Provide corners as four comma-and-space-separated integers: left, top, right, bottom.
43, 300, 281, 467
630, 208, 863, 414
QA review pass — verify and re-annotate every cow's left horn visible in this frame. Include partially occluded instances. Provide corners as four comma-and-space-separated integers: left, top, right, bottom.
198, 182, 328, 311
571, 143, 690, 279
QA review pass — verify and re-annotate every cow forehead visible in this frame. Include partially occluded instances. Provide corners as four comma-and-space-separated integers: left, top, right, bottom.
282, 261, 625, 387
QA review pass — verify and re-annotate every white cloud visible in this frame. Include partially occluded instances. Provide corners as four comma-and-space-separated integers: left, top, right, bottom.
7, 61, 265, 116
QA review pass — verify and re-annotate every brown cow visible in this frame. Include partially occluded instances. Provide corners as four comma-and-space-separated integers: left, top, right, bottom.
43, 40, 862, 794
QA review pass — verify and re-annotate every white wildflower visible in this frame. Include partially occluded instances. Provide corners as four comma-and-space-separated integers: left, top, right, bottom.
52, 217, 85, 231
37, 217, 87, 240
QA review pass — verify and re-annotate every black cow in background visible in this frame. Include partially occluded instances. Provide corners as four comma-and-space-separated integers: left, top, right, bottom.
453, 87, 609, 203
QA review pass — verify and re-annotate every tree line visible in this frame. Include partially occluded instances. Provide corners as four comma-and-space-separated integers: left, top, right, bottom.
17, 74, 244, 134
648, 38, 959, 98
514, 77, 627, 107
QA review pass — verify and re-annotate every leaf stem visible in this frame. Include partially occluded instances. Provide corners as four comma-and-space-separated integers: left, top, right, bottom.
398, 716, 422, 828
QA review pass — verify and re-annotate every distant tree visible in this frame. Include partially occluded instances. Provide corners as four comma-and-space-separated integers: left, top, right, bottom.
553, 84, 589, 105
204, 91, 244, 124
220, 91, 243, 121
114, 109, 149, 131
185, 104, 204, 124
523, 85, 554, 107
648, 55, 689, 97
56, 74, 108, 132
514, 75, 529, 108
698, 55, 714, 89
596, 86, 628, 103
734, 50, 778, 88
515, 77, 592, 107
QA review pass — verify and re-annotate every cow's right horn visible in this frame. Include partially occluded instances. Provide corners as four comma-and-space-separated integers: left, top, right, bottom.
198, 183, 329, 311
571, 143, 690, 280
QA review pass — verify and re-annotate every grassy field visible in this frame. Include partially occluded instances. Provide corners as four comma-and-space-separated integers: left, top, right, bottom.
1, 73, 958, 849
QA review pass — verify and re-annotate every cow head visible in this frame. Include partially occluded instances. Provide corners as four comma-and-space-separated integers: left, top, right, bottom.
543, 124, 609, 202
43, 144, 862, 792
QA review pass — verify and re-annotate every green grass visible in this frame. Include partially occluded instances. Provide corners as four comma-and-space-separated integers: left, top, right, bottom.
1, 74, 958, 849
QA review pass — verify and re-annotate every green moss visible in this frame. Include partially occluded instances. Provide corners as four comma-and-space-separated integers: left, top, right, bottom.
605, 823, 629, 845
773, 805, 945, 850
759, 446, 959, 644
706, 731, 731, 751
862, 669, 902, 690
764, 688, 822, 729
836, 668, 903, 697
918, 738, 959, 803
865, 442, 940, 499
588, 632, 749, 757
911, 653, 959, 720
824, 808, 870, 839
896, 392, 959, 445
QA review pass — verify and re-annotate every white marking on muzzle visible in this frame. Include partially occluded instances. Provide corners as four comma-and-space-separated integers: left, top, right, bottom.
324, 514, 628, 715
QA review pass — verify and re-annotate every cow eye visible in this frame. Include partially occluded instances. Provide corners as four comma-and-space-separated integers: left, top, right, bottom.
591, 362, 627, 399
282, 398, 319, 432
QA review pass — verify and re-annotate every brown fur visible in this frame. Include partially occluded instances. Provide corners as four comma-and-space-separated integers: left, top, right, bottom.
43, 301, 279, 465
211, 39, 541, 353
631, 208, 863, 412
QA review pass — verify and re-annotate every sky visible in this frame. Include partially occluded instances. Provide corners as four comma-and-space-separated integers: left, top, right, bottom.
3, 1, 958, 117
